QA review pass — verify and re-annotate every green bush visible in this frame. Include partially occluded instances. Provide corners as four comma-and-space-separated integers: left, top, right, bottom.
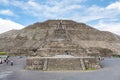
112, 55, 120, 58
0, 52, 7, 55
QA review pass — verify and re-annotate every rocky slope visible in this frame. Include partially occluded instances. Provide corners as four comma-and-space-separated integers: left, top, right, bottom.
0, 20, 120, 56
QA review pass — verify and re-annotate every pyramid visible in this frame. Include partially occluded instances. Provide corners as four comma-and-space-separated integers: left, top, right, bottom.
0, 20, 120, 57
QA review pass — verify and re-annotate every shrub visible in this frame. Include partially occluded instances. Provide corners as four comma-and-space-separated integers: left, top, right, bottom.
112, 55, 120, 58
0, 52, 7, 55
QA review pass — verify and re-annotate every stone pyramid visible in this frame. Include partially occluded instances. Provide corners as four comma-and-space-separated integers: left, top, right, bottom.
0, 20, 120, 57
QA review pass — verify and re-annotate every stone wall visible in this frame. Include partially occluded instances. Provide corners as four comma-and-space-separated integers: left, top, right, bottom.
26, 56, 101, 71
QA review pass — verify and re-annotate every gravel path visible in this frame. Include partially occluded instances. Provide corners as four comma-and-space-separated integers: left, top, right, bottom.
0, 57, 120, 80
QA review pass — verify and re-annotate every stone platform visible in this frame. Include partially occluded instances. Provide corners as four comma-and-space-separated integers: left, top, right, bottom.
26, 55, 101, 71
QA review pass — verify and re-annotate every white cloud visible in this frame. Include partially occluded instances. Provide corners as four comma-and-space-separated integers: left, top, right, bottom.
0, 9, 14, 16
0, 0, 120, 35
0, 0, 83, 18
78, 5, 120, 22
106, 1, 120, 10
0, 0, 9, 5
0, 18, 24, 34
91, 20, 120, 35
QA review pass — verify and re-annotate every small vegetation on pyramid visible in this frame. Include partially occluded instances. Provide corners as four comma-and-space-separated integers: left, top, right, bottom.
0, 52, 7, 55
112, 55, 120, 58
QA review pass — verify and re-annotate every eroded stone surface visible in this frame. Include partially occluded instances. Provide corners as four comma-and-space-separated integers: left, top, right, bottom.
0, 20, 120, 56
26, 56, 101, 70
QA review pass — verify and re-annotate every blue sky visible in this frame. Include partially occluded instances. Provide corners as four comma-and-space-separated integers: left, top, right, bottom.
0, 0, 120, 35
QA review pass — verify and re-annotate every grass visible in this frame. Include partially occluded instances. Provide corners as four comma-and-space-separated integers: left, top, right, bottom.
0, 52, 7, 55
112, 55, 120, 58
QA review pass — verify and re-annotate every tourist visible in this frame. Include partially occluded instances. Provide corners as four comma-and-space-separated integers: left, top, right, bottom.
0, 57, 2, 64
10, 60, 13, 66
4, 59, 6, 62
65, 50, 69, 55
6, 59, 9, 64
6, 58, 10, 64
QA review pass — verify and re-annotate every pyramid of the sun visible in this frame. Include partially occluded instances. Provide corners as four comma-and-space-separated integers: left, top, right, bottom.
0, 20, 120, 57
1, 20, 120, 70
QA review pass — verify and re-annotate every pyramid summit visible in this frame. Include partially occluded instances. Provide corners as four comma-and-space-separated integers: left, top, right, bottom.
0, 20, 120, 57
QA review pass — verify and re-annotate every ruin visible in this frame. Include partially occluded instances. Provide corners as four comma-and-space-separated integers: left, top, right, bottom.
0, 20, 120, 70
25, 20, 101, 70
26, 56, 101, 70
